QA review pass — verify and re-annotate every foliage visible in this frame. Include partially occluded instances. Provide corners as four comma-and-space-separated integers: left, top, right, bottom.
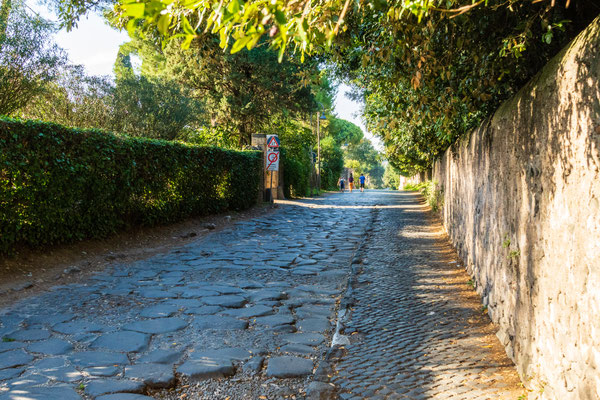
383, 164, 402, 189
118, 34, 319, 146
19, 64, 114, 128
112, 49, 203, 140
0, 0, 66, 116
319, 135, 344, 190
270, 117, 314, 197
344, 137, 383, 188
404, 180, 443, 211
335, 1, 598, 173
0, 117, 261, 254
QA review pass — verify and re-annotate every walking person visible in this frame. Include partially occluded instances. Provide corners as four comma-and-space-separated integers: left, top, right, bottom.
359, 173, 366, 192
338, 177, 345, 192
348, 173, 354, 192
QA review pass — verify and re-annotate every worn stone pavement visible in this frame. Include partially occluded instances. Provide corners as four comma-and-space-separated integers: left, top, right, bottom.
0, 190, 524, 399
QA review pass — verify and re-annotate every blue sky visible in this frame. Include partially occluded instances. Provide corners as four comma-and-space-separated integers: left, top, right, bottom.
28, 1, 382, 151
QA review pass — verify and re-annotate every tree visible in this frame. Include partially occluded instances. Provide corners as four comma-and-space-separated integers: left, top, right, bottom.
111, 47, 203, 140
157, 36, 318, 145
19, 64, 114, 127
0, 1, 65, 116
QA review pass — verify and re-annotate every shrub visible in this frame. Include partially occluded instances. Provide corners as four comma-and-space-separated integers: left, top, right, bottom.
404, 180, 444, 212
0, 118, 261, 254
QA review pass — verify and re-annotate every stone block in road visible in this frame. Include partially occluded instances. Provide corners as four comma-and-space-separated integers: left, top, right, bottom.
0, 386, 82, 400
201, 295, 247, 308
297, 318, 331, 332
306, 381, 337, 400
27, 338, 73, 355
69, 351, 129, 367
137, 349, 185, 365
139, 304, 180, 318
253, 314, 295, 327
266, 356, 314, 378
52, 320, 105, 335
123, 317, 188, 334
222, 305, 274, 318
10, 329, 51, 341
91, 331, 150, 353
124, 363, 175, 388
281, 333, 326, 346
0, 350, 34, 370
177, 358, 235, 381
84, 379, 145, 397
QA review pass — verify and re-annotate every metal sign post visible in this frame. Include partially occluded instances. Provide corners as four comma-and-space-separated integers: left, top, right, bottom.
266, 135, 280, 205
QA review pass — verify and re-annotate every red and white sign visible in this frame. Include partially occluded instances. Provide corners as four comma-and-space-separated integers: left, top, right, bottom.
267, 135, 280, 148
266, 148, 279, 171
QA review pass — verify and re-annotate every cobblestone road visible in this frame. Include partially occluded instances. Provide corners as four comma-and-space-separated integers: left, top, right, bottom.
328, 191, 524, 400
0, 190, 523, 399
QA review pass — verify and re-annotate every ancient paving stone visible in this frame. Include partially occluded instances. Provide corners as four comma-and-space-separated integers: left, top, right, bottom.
192, 315, 248, 330
124, 363, 175, 388
137, 349, 185, 365
139, 304, 180, 318
136, 289, 177, 299
242, 357, 264, 374
84, 379, 145, 397
177, 358, 235, 381
266, 356, 314, 378
281, 333, 326, 346
0, 350, 34, 370
297, 317, 331, 332
123, 318, 188, 334
306, 381, 336, 400
10, 329, 51, 341
0, 386, 82, 400
221, 305, 274, 318
248, 290, 287, 302
27, 338, 73, 355
69, 351, 129, 367
26, 313, 75, 326
0, 368, 23, 381
183, 305, 222, 315
281, 343, 317, 355
96, 394, 156, 400
179, 289, 219, 298
91, 331, 150, 353
200, 295, 247, 308
253, 314, 295, 327
85, 366, 121, 377
36, 365, 83, 383
189, 347, 252, 362
0, 342, 24, 353
52, 321, 105, 335
197, 285, 244, 295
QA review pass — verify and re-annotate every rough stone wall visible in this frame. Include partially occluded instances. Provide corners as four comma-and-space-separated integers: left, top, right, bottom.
431, 17, 600, 399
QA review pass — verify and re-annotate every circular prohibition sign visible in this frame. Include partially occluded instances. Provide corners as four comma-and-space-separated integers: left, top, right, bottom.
267, 151, 279, 169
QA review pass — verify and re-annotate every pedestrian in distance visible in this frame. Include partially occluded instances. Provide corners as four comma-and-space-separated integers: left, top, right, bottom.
338, 177, 345, 192
348, 173, 354, 192
359, 173, 366, 192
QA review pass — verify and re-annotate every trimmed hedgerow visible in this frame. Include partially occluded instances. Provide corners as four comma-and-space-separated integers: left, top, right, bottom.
0, 118, 261, 254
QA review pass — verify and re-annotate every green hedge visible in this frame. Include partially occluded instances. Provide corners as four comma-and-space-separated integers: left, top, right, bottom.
0, 118, 262, 254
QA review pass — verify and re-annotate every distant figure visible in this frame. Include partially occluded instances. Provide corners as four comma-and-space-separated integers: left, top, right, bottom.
338, 177, 345, 192
359, 173, 366, 192
348, 173, 354, 192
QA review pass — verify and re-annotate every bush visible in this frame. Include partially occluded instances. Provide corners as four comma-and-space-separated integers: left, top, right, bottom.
403, 180, 443, 212
0, 118, 262, 254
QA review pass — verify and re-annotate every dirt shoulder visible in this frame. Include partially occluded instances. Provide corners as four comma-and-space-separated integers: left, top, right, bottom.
0, 203, 275, 309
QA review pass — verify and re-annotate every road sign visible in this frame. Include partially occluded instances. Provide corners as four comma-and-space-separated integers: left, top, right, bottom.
266, 148, 279, 171
266, 135, 280, 148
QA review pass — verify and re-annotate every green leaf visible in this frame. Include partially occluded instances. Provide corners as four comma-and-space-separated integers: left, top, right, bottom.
157, 14, 171, 34
123, 3, 145, 18
231, 35, 252, 53
275, 10, 286, 25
